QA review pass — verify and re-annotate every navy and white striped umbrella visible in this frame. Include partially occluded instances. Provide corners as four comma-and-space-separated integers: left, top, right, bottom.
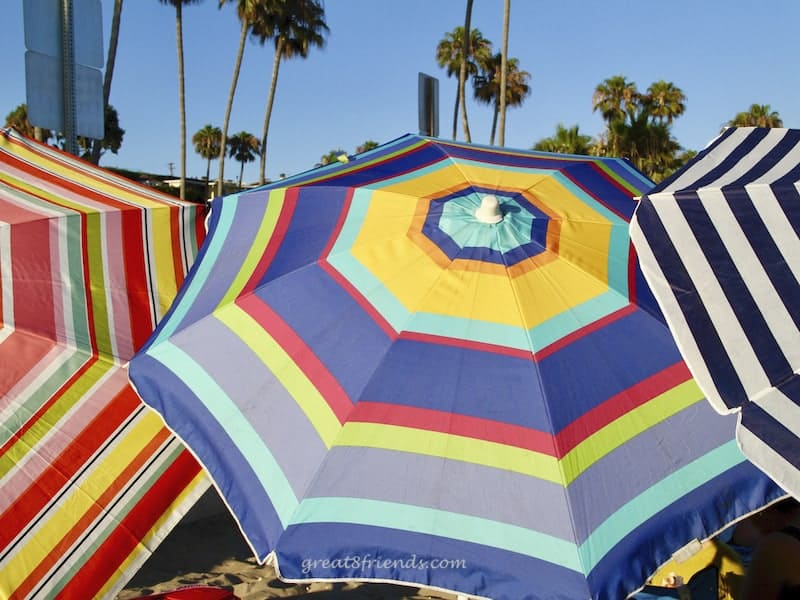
630, 127, 800, 499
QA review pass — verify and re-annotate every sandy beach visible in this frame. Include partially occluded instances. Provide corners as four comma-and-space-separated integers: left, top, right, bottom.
116, 491, 458, 600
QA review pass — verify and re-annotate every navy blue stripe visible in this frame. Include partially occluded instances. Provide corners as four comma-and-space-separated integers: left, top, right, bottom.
562, 162, 642, 220
724, 130, 798, 188
648, 127, 739, 194
634, 197, 748, 408
772, 182, 800, 239
261, 185, 348, 283
741, 374, 800, 470
773, 161, 800, 190
726, 186, 800, 333
685, 188, 792, 387
686, 128, 771, 191
258, 263, 392, 401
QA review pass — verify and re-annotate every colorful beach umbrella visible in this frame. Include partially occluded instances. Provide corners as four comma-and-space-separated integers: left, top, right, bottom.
0, 128, 210, 599
130, 134, 783, 600
630, 126, 800, 501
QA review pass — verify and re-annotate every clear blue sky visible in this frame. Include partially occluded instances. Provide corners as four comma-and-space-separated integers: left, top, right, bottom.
2, 1, 799, 184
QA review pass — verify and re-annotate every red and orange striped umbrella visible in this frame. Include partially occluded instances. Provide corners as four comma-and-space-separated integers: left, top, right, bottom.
0, 128, 210, 599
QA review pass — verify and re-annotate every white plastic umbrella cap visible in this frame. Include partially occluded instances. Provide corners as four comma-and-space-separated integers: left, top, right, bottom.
475, 194, 503, 224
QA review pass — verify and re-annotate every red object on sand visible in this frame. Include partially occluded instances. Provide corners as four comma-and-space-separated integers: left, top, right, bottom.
132, 586, 240, 600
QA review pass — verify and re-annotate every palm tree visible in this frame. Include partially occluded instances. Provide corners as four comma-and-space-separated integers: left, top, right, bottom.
436, 26, 491, 141
160, 0, 202, 200
592, 75, 639, 157
217, 0, 268, 195
473, 53, 530, 145
497, 0, 510, 146
355, 140, 379, 154
533, 124, 592, 155
193, 124, 222, 199
4, 104, 52, 142
77, 105, 125, 161
320, 148, 347, 165
90, 0, 124, 165
728, 104, 783, 128
646, 80, 686, 126
612, 104, 682, 182
457, 0, 474, 142
253, 0, 328, 185
227, 131, 260, 189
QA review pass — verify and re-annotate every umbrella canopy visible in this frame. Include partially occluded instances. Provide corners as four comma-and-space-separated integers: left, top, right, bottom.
630, 126, 800, 500
0, 128, 210, 599
130, 134, 783, 600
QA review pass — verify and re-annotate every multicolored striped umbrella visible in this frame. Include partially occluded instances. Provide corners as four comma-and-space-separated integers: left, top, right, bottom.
130, 135, 783, 600
630, 126, 800, 501
0, 128, 210, 599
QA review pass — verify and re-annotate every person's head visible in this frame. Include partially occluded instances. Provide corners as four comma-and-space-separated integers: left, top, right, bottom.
755, 497, 800, 533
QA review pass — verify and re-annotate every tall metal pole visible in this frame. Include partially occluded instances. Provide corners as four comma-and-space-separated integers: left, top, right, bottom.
61, 0, 78, 155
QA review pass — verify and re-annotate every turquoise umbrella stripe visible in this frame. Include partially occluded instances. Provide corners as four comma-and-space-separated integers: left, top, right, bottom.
147, 339, 298, 526
153, 194, 241, 344
290, 496, 584, 573
577, 439, 746, 571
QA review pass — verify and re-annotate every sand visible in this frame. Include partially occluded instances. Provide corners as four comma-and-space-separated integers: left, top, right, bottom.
116, 491, 459, 600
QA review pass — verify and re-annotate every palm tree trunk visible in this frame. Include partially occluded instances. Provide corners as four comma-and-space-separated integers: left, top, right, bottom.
239, 160, 244, 190
217, 21, 248, 196
204, 155, 211, 200
91, 0, 123, 165
458, 0, 473, 143
259, 37, 284, 185
175, 3, 187, 200
451, 93, 458, 140
497, 0, 510, 147
490, 103, 498, 146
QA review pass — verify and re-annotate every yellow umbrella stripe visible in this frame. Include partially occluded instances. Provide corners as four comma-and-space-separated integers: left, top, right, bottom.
1, 409, 168, 592
1, 136, 172, 209
220, 188, 288, 307
0, 358, 113, 480
560, 379, 706, 482
93, 469, 209, 600
0, 166, 182, 347
337, 421, 564, 483
337, 379, 704, 484
217, 303, 342, 447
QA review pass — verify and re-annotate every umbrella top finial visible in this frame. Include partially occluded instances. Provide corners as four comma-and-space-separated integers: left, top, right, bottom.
475, 194, 503, 224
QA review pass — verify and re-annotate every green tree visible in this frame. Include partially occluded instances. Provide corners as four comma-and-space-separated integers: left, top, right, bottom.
4, 104, 52, 142
592, 76, 689, 182
457, 0, 475, 142
355, 140, 379, 154
90, 0, 124, 164
159, 0, 202, 200
320, 148, 347, 165
436, 26, 491, 141
217, 0, 267, 195
728, 104, 783, 128
611, 104, 681, 181
473, 53, 530, 145
76, 105, 125, 160
497, 0, 511, 146
645, 80, 686, 126
227, 131, 260, 189
592, 75, 638, 157
193, 124, 223, 198
254, 0, 328, 185
533, 124, 592, 155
